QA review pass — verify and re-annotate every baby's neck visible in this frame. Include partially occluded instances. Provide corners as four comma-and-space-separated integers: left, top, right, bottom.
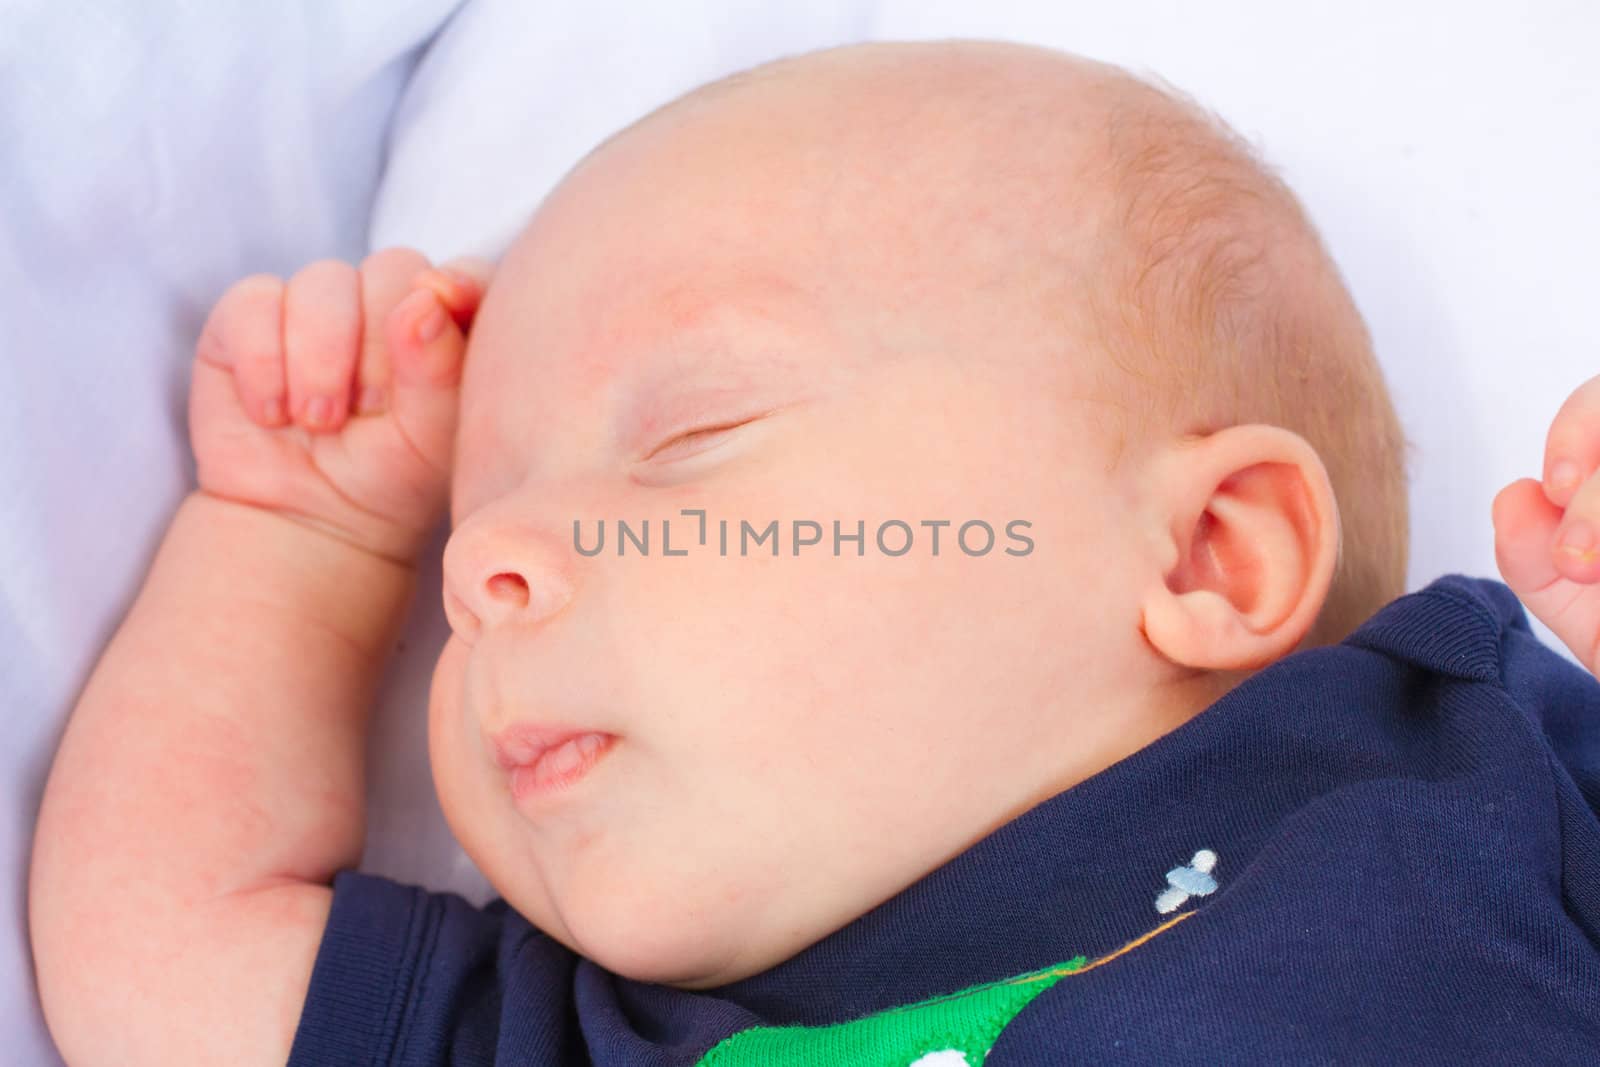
1051, 667, 1244, 801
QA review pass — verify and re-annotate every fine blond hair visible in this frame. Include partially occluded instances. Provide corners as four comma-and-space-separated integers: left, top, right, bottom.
1073, 64, 1414, 649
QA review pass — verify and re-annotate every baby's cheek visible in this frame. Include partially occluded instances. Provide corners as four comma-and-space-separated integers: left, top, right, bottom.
426, 637, 481, 847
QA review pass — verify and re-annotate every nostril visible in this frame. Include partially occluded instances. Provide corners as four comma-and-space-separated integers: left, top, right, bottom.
487, 572, 530, 606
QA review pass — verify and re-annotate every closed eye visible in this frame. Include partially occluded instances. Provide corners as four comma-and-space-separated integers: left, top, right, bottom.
643, 414, 767, 464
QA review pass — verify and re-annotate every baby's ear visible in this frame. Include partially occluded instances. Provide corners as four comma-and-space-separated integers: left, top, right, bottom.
1137, 424, 1340, 672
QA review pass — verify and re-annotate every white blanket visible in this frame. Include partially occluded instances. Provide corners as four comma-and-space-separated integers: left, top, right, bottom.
2, 4, 465, 1062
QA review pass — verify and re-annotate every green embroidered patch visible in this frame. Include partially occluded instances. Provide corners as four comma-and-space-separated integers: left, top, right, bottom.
695, 955, 1085, 1067
694, 908, 1196, 1067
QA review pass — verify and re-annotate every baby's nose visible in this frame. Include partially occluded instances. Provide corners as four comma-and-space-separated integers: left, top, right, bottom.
442, 521, 575, 641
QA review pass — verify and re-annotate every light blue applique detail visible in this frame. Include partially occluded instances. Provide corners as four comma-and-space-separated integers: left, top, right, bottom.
1154, 848, 1218, 914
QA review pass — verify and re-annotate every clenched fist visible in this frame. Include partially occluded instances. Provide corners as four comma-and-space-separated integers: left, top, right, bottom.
189, 248, 492, 565
1493, 372, 1600, 676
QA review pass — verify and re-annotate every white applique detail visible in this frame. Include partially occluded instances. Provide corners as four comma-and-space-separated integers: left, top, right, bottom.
1154, 848, 1218, 914
908, 1051, 970, 1067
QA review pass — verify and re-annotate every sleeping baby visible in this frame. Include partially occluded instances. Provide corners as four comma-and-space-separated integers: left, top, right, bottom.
29, 37, 1600, 1065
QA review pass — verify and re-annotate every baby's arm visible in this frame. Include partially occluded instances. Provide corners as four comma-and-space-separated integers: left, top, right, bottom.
30, 492, 416, 1065
29, 251, 488, 1067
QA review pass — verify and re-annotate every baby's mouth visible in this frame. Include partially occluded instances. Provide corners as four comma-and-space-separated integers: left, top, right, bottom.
490, 722, 610, 766
490, 723, 617, 802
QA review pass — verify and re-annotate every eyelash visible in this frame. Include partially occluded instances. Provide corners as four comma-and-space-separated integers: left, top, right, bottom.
645, 418, 754, 463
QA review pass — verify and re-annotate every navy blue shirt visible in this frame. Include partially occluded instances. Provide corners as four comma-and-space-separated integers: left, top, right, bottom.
287, 574, 1600, 1065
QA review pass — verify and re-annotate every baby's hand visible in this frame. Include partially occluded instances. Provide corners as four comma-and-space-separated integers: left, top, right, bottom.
189, 249, 491, 565
1492, 372, 1600, 676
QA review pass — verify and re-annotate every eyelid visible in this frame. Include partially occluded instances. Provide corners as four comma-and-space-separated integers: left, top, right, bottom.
643, 414, 766, 463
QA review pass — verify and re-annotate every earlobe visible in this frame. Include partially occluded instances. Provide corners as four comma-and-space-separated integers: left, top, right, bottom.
1139, 425, 1339, 673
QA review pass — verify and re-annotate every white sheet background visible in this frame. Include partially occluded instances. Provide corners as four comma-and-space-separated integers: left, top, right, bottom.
5, 2, 1596, 1060
0, 3, 466, 1060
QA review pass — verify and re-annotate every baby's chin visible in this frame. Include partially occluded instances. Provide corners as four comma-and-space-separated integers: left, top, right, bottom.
447, 781, 807, 988
559, 896, 776, 989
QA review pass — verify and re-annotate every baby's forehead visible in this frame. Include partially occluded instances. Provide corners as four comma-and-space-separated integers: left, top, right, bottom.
450, 47, 1163, 480
450, 260, 849, 505
472, 248, 836, 399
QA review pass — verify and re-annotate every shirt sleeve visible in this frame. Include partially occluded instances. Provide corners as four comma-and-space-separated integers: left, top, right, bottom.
285, 868, 513, 1066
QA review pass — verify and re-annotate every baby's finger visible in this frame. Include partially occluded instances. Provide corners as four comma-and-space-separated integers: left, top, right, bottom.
195, 275, 287, 426
1541, 372, 1600, 510
1552, 467, 1600, 582
440, 255, 495, 288
1493, 477, 1565, 595
355, 247, 432, 416
386, 288, 468, 470
410, 255, 494, 331
284, 260, 362, 433
1494, 475, 1600, 674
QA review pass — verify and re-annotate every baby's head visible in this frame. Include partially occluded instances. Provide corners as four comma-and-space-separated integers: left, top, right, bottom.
431, 39, 1410, 988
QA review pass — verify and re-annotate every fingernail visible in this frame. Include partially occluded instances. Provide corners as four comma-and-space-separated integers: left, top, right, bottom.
357, 385, 386, 414
263, 396, 284, 424
415, 304, 448, 344
1559, 519, 1596, 558
306, 395, 331, 427
1551, 460, 1581, 491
